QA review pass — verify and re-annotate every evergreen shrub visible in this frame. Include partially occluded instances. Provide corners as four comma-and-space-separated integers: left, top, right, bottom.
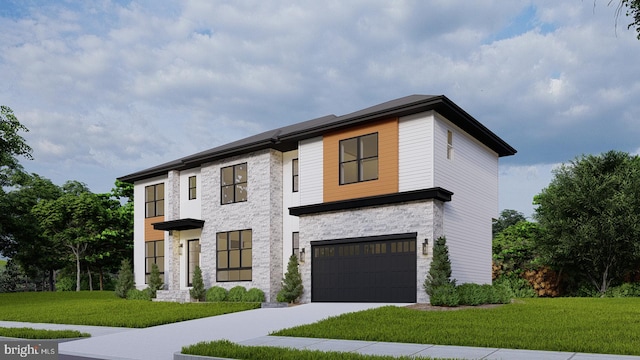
206, 286, 228, 302
227, 286, 247, 302
277, 254, 303, 303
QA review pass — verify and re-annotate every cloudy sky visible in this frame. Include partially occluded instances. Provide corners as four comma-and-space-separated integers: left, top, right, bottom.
1, 0, 639, 218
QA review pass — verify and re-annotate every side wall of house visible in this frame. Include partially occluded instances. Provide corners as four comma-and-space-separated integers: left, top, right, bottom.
298, 137, 323, 206
133, 175, 169, 289
433, 114, 499, 285
398, 112, 435, 192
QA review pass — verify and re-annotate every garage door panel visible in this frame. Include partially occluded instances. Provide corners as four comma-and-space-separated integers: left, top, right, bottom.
312, 236, 416, 302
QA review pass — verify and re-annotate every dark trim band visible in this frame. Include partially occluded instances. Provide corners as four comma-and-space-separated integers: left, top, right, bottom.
289, 187, 452, 216
311, 232, 418, 246
152, 218, 205, 231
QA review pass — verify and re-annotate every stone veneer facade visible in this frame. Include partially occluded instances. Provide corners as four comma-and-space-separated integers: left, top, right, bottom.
190, 149, 284, 302
297, 199, 445, 303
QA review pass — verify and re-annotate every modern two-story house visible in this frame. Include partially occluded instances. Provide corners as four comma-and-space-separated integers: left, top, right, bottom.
118, 95, 516, 303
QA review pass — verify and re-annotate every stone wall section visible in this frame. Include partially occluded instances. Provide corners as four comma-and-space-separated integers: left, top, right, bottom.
166, 170, 181, 291
298, 199, 445, 303
198, 149, 282, 301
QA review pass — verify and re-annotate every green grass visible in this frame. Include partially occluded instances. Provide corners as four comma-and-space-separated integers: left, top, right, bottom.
272, 298, 640, 356
0, 327, 89, 339
182, 340, 457, 360
0, 291, 260, 328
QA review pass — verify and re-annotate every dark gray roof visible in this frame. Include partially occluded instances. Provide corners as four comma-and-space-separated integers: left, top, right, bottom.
118, 95, 516, 183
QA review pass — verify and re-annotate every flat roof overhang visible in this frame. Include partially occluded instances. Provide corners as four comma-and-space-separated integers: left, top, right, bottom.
152, 218, 205, 231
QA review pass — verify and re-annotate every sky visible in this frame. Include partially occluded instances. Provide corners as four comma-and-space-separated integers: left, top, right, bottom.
1, 0, 639, 219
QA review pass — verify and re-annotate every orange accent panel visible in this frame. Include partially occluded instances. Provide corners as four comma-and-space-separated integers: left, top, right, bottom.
145, 216, 165, 241
323, 118, 399, 202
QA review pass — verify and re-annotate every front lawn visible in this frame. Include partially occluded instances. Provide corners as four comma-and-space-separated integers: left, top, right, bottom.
273, 298, 640, 356
0, 291, 260, 328
0, 327, 89, 339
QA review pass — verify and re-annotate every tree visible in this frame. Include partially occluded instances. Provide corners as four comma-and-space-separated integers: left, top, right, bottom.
189, 265, 205, 301
492, 209, 526, 238
614, 0, 640, 39
0, 173, 64, 291
32, 183, 109, 291
114, 258, 134, 298
534, 151, 640, 294
423, 236, 455, 297
492, 220, 542, 275
0, 106, 32, 187
277, 254, 303, 303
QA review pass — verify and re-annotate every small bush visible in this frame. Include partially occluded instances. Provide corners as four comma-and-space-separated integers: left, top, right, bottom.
429, 283, 459, 306
494, 274, 537, 298
115, 259, 135, 299
457, 283, 486, 306
189, 266, 205, 302
606, 283, 640, 298
492, 283, 514, 304
424, 236, 455, 297
126, 288, 152, 301
227, 286, 247, 302
206, 286, 228, 302
55, 276, 76, 292
147, 263, 164, 298
244, 288, 265, 302
277, 254, 304, 303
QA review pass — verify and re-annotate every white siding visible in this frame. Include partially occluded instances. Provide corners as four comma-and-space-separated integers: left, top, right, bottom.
282, 150, 300, 272
179, 168, 201, 219
298, 136, 323, 206
399, 112, 435, 191
133, 175, 169, 289
434, 114, 499, 285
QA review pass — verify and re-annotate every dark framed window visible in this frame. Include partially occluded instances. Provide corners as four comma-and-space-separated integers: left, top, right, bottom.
145, 240, 164, 283
292, 158, 299, 192
292, 232, 299, 256
145, 183, 164, 218
216, 229, 252, 281
339, 133, 378, 185
187, 239, 200, 286
188, 176, 197, 200
447, 130, 454, 160
221, 163, 247, 204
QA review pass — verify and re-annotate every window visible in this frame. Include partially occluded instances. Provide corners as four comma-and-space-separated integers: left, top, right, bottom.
145, 240, 164, 283
221, 163, 247, 204
216, 230, 252, 281
292, 158, 299, 192
447, 130, 453, 160
187, 239, 200, 286
339, 133, 378, 185
145, 183, 164, 218
292, 232, 299, 257
188, 176, 197, 200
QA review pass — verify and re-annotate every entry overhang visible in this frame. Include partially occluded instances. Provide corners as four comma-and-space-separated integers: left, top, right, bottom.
152, 218, 205, 231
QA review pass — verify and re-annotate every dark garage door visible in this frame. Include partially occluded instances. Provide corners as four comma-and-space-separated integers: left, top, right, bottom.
311, 234, 416, 302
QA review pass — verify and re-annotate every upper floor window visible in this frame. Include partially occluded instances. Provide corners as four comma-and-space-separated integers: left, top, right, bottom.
145, 183, 164, 218
447, 130, 454, 160
221, 163, 247, 204
292, 158, 299, 192
188, 176, 197, 200
339, 133, 378, 185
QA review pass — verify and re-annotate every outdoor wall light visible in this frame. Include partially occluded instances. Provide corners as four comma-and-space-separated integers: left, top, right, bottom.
422, 239, 429, 255
299, 248, 305, 263
179, 243, 183, 256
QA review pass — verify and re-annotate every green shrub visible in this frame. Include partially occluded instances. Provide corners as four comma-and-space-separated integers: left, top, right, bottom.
189, 266, 205, 302
206, 286, 228, 302
244, 288, 265, 302
492, 283, 514, 304
227, 286, 247, 302
494, 274, 536, 298
605, 283, 640, 298
457, 283, 486, 305
429, 283, 459, 306
277, 254, 304, 303
55, 276, 76, 292
424, 236, 456, 297
115, 259, 135, 299
126, 288, 152, 301
147, 263, 164, 298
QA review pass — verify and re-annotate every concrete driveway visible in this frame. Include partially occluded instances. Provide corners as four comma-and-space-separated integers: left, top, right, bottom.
58, 303, 398, 360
